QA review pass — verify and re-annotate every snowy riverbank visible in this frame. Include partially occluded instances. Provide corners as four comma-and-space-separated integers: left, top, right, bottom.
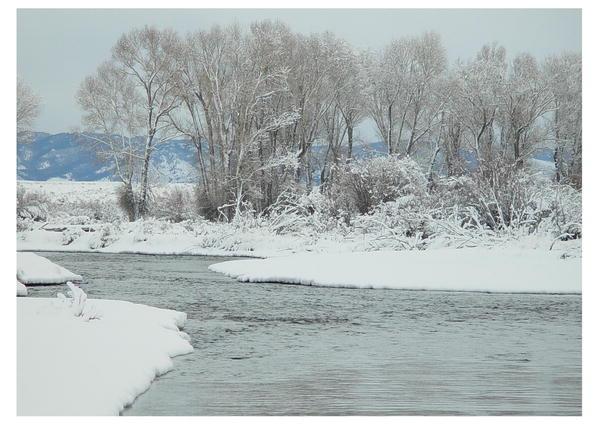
209, 248, 582, 294
17, 251, 83, 284
17, 180, 582, 259
17, 254, 193, 415
17, 218, 582, 260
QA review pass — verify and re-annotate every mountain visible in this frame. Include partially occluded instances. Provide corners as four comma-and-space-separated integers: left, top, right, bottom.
17, 132, 199, 183
17, 132, 556, 183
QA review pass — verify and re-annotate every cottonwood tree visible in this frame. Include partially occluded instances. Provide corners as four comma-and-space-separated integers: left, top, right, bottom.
17, 78, 41, 137
402, 32, 447, 158
286, 32, 341, 189
332, 40, 366, 163
544, 52, 582, 187
77, 61, 144, 220
75, 22, 582, 225
173, 22, 300, 219
499, 53, 553, 169
170, 25, 234, 218
365, 32, 446, 158
365, 39, 410, 155
453, 43, 507, 174
437, 73, 465, 176
112, 26, 182, 215
318, 33, 365, 188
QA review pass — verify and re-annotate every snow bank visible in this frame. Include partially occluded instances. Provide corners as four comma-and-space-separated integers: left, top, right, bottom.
17, 292, 193, 415
17, 281, 28, 296
17, 252, 82, 285
209, 248, 581, 294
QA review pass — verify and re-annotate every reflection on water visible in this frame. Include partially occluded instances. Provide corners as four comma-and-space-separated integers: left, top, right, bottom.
28, 252, 581, 415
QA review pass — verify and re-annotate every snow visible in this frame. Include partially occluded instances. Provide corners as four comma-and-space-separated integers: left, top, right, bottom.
17, 213, 582, 261
209, 248, 581, 294
17, 281, 28, 296
17, 252, 82, 285
17, 287, 193, 415
17, 180, 582, 260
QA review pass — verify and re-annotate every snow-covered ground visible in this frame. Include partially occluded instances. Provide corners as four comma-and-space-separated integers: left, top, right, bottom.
17, 216, 582, 261
16, 249, 193, 415
17, 281, 28, 296
17, 252, 82, 284
17, 180, 582, 259
209, 248, 581, 294
18, 294, 193, 415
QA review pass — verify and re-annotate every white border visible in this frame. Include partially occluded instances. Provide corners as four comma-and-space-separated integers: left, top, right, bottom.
3, 2, 594, 424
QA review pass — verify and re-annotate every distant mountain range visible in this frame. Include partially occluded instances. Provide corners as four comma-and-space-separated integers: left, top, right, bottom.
17, 132, 199, 183
16, 132, 555, 183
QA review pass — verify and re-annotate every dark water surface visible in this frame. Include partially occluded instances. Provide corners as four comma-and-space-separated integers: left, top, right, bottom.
28, 252, 581, 415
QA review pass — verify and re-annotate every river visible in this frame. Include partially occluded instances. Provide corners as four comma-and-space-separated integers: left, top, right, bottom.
26, 252, 581, 415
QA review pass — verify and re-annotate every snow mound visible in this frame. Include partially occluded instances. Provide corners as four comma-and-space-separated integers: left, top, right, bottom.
17, 291, 193, 415
17, 252, 82, 285
209, 248, 581, 294
17, 281, 28, 296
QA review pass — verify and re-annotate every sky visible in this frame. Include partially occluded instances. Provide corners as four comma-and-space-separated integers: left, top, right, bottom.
17, 8, 581, 134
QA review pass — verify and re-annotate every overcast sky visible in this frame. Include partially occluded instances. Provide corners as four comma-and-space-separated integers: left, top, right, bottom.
18, 8, 581, 134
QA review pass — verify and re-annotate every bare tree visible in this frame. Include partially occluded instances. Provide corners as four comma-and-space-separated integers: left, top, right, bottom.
172, 22, 300, 219
17, 78, 41, 137
365, 32, 446, 158
544, 52, 582, 187
318, 33, 363, 188
112, 26, 183, 215
74, 22, 582, 226
453, 43, 507, 173
364, 39, 410, 155
499, 53, 553, 169
77, 61, 144, 220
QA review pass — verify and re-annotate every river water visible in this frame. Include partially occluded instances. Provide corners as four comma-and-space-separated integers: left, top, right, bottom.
27, 252, 581, 415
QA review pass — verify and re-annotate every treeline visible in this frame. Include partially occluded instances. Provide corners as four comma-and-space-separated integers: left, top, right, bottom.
76, 21, 581, 222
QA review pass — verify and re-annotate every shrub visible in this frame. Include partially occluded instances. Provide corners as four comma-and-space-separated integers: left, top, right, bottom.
117, 183, 139, 222
17, 185, 48, 222
330, 155, 428, 215
150, 186, 196, 223
262, 188, 345, 235
432, 168, 582, 239
88, 223, 119, 249
195, 183, 232, 222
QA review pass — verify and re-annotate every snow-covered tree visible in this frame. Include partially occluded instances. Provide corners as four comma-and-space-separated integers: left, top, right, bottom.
17, 78, 41, 137
76, 61, 144, 220
365, 32, 446, 158
112, 26, 183, 215
544, 52, 582, 188
453, 43, 507, 173
499, 53, 553, 169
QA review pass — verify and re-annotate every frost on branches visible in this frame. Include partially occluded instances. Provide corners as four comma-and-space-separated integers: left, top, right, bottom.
17, 23, 581, 257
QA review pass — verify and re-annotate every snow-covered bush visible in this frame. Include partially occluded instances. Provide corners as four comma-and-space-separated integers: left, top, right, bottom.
261, 188, 346, 235
330, 155, 428, 215
73, 198, 123, 223
61, 226, 83, 245
353, 195, 435, 249
88, 223, 119, 249
542, 183, 582, 240
65, 215, 92, 226
149, 186, 197, 223
431, 169, 582, 239
17, 185, 48, 222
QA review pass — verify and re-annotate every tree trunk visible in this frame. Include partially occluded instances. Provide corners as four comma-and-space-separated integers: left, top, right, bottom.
346, 124, 353, 162
387, 104, 394, 155
139, 135, 154, 216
